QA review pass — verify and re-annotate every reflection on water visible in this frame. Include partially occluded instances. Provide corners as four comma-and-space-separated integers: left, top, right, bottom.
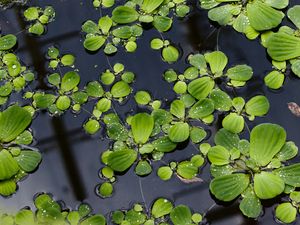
1, 0, 300, 224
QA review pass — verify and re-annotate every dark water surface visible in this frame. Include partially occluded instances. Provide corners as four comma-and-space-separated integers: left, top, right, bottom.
1, 0, 300, 224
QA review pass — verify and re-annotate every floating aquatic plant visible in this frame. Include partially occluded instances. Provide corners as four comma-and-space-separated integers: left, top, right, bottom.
82, 0, 189, 54
275, 191, 300, 223
47, 46, 76, 69
208, 123, 300, 218
262, 5, 300, 89
0, 34, 35, 104
23, 6, 55, 35
200, 0, 287, 40
151, 38, 180, 63
0, 105, 41, 196
0, 193, 106, 225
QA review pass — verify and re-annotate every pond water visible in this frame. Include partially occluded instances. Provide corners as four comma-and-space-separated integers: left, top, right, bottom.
1, 0, 300, 224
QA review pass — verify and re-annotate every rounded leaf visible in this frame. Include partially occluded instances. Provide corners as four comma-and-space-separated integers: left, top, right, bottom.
254, 172, 284, 199
107, 149, 137, 172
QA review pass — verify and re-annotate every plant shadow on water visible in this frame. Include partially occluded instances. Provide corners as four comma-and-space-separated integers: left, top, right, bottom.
1, 0, 300, 225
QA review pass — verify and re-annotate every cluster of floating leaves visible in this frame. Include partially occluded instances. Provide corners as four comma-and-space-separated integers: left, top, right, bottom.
1, 0, 300, 223
82, 0, 189, 56
0, 194, 203, 225
23, 6, 55, 35
0, 34, 35, 105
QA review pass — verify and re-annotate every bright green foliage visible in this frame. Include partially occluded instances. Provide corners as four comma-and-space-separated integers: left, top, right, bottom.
200, 0, 287, 40
23, 6, 56, 35
209, 123, 299, 218
82, 0, 189, 54
0, 105, 41, 196
0, 193, 105, 225
47, 46, 76, 69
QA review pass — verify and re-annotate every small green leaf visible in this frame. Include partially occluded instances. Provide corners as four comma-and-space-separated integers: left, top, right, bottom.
208, 145, 230, 166
80, 215, 106, 225
61, 71, 80, 93
131, 113, 154, 144
15, 209, 35, 225
98, 182, 113, 198
112, 6, 139, 24
245, 96, 270, 116
239, 187, 262, 218
170, 100, 185, 119
0, 150, 19, 180
135, 160, 152, 176
141, 0, 164, 13
276, 141, 298, 162
177, 161, 198, 179
0, 105, 32, 143
15, 151, 42, 172
107, 149, 137, 172
162, 46, 179, 63
168, 122, 189, 142
275, 163, 300, 187
205, 51, 228, 75
210, 89, 232, 111
214, 128, 240, 150
153, 16, 172, 32
0, 34, 17, 51
170, 205, 192, 225
0, 179, 17, 196
210, 173, 250, 201
188, 77, 215, 100
151, 198, 173, 218
287, 5, 300, 29
264, 71, 285, 89
247, 1, 284, 31
84, 36, 106, 51
254, 172, 284, 199
275, 202, 297, 224
250, 123, 286, 167
111, 81, 131, 98
157, 166, 173, 180
222, 113, 244, 134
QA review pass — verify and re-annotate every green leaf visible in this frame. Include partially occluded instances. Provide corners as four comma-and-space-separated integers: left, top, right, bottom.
142, 0, 164, 13
275, 202, 297, 224
24, 7, 39, 20
205, 51, 228, 75
135, 160, 152, 176
249, 123, 286, 167
152, 137, 177, 153
188, 77, 215, 100
170, 100, 185, 119
208, 5, 235, 26
275, 163, 300, 187
112, 26, 132, 39
112, 6, 139, 24
33, 93, 56, 109
210, 164, 234, 178
56, 95, 71, 110
15, 151, 42, 172
168, 122, 189, 142
28, 22, 44, 35
61, 54, 75, 66
276, 141, 298, 162
98, 16, 113, 34
264, 71, 285, 89
61, 71, 80, 93
287, 5, 300, 29
267, 33, 300, 61
0, 179, 17, 196
247, 1, 284, 31
153, 16, 172, 32
86, 81, 104, 97
0, 105, 32, 142
226, 65, 253, 82
0, 34, 17, 51
170, 205, 192, 225
208, 145, 230, 165
131, 113, 154, 144
0, 150, 19, 180
245, 96, 270, 116
162, 46, 179, 63
264, 0, 288, 9
177, 161, 198, 179
84, 119, 100, 135
111, 81, 131, 98
190, 127, 206, 143
214, 128, 240, 150
151, 198, 173, 218
107, 149, 137, 172
239, 187, 262, 218
135, 91, 151, 105
222, 113, 244, 134
98, 182, 113, 197
82, 20, 99, 34
254, 172, 284, 199
157, 166, 173, 180
80, 215, 106, 225
210, 89, 232, 111
15, 209, 35, 225
291, 59, 300, 77
210, 173, 250, 201
84, 36, 106, 51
